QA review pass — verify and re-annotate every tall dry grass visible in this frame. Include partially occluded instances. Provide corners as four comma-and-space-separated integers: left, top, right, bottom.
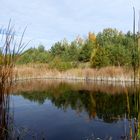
15, 64, 134, 82
0, 21, 27, 139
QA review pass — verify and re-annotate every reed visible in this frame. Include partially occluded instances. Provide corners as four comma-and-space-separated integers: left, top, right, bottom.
0, 21, 27, 139
15, 64, 134, 83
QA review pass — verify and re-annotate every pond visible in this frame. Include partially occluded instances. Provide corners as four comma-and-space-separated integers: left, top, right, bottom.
8, 80, 140, 139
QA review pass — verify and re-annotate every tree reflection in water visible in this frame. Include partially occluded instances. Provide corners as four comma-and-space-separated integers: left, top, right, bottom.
14, 80, 140, 123
9, 80, 140, 139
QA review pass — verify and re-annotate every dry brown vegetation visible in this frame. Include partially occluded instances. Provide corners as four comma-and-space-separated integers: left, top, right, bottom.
0, 22, 28, 139
15, 64, 134, 82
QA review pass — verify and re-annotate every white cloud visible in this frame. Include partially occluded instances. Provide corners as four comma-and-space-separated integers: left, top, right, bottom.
0, 0, 140, 49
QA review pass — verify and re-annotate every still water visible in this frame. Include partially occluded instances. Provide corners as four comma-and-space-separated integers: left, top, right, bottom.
9, 80, 140, 140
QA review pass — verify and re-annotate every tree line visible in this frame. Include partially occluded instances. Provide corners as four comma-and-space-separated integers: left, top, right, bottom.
17, 28, 138, 71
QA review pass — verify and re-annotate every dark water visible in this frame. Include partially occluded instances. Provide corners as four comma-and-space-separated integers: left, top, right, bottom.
9, 80, 140, 140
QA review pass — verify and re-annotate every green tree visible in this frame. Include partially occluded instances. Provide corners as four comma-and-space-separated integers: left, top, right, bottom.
90, 47, 110, 68
78, 40, 95, 62
38, 44, 45, 52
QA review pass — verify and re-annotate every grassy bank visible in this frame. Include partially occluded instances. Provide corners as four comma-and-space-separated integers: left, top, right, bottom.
14, 64, 136, 82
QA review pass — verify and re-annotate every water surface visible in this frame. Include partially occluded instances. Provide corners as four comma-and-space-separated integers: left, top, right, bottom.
10, 80, 140, 140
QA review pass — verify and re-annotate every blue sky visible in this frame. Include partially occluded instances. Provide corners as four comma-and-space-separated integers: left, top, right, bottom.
0, 0, 140, 49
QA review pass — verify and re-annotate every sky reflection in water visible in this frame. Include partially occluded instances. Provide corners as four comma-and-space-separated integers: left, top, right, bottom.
10, 80, 140, 140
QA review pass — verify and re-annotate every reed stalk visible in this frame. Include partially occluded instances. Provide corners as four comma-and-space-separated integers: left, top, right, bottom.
0, 21, 27, 139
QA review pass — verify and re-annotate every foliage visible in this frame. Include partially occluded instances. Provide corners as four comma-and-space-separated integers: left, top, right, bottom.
48, 57, 77, 71
78, 40, 95, 62
90, 47, 110, 68
90, 28, 135, 68
17, 45, 50, 64
18, 28, 139, 70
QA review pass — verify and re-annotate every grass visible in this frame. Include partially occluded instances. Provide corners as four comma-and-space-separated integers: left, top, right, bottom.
0, 21, 27, 140
15, 64, 134, 82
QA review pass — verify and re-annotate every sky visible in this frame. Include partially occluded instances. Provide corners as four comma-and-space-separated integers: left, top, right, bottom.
0, 0, 140, 49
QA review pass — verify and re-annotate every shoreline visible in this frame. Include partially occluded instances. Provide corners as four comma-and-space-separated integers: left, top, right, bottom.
14, 75, 139, 85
